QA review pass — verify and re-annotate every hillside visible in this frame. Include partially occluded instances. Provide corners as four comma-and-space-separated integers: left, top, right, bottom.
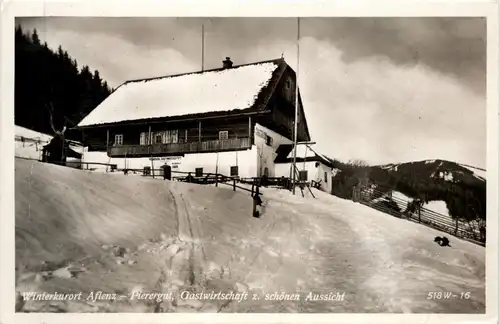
15, 26, 111, 139
331, 159, 486, 225
15, 158, 485, 313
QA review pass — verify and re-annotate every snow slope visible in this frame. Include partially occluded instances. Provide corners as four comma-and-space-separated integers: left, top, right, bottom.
15, 158, 485, 313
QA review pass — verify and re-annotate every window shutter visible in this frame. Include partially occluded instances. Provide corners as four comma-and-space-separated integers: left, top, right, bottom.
219, 131, 229, 140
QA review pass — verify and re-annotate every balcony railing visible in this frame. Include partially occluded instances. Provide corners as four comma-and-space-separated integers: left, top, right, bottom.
107, 137, 252, 157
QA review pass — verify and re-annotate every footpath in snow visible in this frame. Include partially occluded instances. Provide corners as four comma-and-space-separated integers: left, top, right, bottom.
15, 158, 485, 313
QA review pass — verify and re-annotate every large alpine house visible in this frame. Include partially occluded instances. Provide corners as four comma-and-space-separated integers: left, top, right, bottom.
76, 57, 312, 178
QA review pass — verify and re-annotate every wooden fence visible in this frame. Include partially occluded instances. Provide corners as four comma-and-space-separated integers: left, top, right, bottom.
356, 185, 485, 246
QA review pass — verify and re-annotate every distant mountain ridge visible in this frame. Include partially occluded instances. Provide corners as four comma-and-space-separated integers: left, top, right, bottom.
331, 158, 486, 225
378, 159, 486, 185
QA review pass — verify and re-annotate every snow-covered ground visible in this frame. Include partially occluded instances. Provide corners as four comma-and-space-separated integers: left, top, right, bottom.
15, 158, 485, 313
424, 200, 450, 216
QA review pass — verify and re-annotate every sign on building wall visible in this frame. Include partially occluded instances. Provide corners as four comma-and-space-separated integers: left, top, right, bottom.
149, 156, 182, 161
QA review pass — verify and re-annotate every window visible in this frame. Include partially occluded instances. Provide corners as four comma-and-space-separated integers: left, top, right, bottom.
298, 170, 308, 181
165, 130, 178, 144
230, 166, 239, 177
139, 132, 148, 145
266, 135, 273, 146
155, 134, 163, 144
195, 167, 203, 177
114, 134, 123, 146
219, 131, 229, 140
324, 172, 328, 183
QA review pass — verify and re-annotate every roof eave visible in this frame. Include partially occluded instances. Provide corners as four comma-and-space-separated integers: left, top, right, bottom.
74, 108, 272, 129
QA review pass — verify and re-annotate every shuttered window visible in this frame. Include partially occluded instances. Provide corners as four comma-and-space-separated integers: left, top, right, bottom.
219, 131, 229, 140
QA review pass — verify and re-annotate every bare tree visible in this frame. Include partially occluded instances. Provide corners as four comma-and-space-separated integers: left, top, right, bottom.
348, 159, 369, 167
46, 102, 67, 163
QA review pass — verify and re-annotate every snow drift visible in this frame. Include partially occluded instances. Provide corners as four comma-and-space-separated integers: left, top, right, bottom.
15, 158, 485, 313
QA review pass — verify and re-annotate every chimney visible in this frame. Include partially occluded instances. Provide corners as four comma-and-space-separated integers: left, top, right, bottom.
222, 57, 233, 69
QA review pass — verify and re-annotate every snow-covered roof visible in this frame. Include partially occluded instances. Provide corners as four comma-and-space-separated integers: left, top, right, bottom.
278, 144, 334, 167
15, 125, 53, 143
77, 61, 282, 127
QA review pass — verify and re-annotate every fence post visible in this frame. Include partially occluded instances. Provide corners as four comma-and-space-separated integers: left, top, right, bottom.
251, 181, 255, 196
418, 205, 421, 223
455, 219, 459, 235
352, 186, 358, 202
252, 185, 261, 218
233, 178, 236, 191
215, 173, 218, 187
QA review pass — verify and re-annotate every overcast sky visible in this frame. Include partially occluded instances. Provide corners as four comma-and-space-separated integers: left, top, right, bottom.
17, 17, 487, 168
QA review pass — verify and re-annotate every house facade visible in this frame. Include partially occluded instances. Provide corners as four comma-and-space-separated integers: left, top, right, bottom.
274, 144, 338, 193
75, 58, 311, 178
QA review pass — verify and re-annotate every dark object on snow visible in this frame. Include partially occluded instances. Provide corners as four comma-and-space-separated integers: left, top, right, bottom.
186, 172, 194, 183
42, 135, 81, 165
252, 186, 262, 218
161, 164, 171, 180
434, 236, 451, 247
253, 193, 263, 206
260, 174, 269, 187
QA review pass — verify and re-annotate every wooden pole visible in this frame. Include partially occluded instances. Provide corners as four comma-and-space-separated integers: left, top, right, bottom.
151, 158, 155, 179
198, 121, 201, 142
82, 130, 85, 169
292, 17, 300, 195
148, 125, 152, 149
201, 24, 205, 71
248, 116, 252, 139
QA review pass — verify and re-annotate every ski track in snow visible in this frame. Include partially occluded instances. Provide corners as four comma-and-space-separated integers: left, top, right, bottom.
15, 159, 485, 313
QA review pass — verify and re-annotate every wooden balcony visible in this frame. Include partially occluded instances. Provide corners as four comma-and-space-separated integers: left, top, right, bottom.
107, 137, 252, 157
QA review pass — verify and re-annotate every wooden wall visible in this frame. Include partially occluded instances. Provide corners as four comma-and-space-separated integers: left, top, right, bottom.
83, 116, 254, 151
266, 67, 310, 142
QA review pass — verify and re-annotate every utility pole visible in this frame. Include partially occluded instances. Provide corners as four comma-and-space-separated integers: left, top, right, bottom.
292, 17, 300, 195
201, 23, 205, 71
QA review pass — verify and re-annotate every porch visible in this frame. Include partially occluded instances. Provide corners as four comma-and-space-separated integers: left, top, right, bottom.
107, 137, 252, 157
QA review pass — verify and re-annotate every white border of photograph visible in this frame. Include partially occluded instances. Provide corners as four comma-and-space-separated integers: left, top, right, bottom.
1, 1, 498, 324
